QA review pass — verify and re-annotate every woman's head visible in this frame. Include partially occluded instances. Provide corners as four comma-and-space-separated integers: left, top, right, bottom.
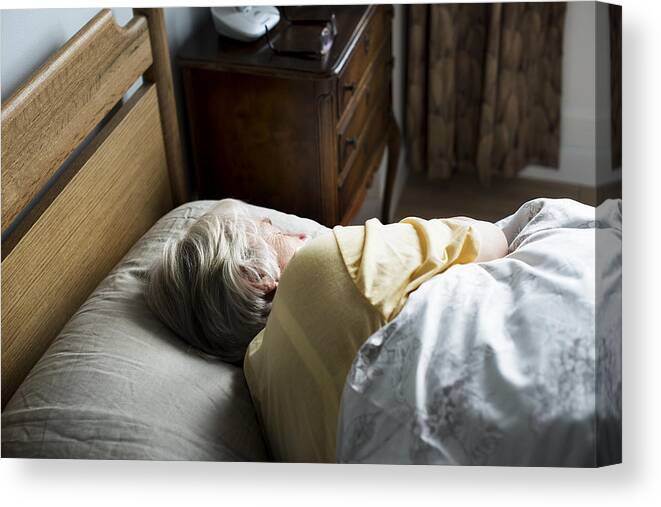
145, 200, 308, 363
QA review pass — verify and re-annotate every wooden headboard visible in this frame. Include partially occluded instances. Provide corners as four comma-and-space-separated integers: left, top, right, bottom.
1, 8, 190, 407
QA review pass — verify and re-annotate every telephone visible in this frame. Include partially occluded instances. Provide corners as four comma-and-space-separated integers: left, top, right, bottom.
210, 6, 280, 42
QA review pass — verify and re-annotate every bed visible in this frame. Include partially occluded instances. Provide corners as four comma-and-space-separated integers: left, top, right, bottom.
1, 9, 621, 465
0, 8, 329, 461
0, 8, 264, 460
2, 199, 326, 460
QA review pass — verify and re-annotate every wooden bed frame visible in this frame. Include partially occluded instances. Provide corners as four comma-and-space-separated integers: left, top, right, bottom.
1, 8, 189, 408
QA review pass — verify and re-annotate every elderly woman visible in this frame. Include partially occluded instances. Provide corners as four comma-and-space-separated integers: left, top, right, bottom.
146, 199, 508, 462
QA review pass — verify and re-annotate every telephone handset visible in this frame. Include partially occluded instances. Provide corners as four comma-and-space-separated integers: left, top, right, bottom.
210, 6, 281, 42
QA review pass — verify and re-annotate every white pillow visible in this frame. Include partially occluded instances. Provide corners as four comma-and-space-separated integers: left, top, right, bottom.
1, 200, 329, 460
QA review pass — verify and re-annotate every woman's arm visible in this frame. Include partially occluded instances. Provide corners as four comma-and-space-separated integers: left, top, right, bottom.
452, 217, 509, 262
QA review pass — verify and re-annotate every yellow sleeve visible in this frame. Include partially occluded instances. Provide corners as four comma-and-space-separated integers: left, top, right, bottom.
333, 217, 480, 321
243, 233, 385, 463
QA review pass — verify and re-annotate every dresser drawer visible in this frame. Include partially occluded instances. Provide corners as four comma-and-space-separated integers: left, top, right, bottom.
338, 98, 389, 216
337, 6, 387, 118
337, 47, 389, 175
180, 5, 399, 227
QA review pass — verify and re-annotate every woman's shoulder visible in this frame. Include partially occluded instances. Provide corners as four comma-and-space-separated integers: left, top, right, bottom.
279, 230, 339, 286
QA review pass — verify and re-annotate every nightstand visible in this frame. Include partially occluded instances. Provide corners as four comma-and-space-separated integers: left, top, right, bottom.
178, 5, 400, 226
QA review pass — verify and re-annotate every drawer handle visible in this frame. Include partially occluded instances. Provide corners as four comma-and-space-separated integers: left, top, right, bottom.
343, 82, 357, 95
345, 137, 358, 148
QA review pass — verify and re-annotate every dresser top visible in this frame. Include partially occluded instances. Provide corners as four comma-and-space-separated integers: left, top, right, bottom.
177, 5, 377, 79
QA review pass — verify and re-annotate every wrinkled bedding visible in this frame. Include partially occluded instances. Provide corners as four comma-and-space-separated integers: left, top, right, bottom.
1, 200, 328, 461
337, 198, 622, 466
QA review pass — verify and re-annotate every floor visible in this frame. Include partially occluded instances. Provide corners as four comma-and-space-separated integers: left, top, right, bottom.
394, 171, 597, 223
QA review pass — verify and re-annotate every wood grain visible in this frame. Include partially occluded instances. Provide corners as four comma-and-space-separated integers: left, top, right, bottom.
337, 6, 386, 118
134, 8, 189, 205
315, 87, 338, 224
1, 9, 153, 233
337, 44, 388, 180
338, 100, 389, 221
340, 138, 387, 226
180, 5, 398, 226
1, 84, 172, 407
176, 5, 373, 80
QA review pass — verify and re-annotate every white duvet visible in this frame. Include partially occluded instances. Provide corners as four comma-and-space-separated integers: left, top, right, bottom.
336, 198, 622, 466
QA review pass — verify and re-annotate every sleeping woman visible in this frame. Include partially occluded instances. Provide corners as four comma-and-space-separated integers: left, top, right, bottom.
145, 199, 508, 462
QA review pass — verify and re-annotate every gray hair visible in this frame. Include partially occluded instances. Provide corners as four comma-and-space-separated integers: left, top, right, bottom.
145, 200, 280, 363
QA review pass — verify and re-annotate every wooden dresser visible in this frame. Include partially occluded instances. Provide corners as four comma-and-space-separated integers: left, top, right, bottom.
178, 5, 399, 226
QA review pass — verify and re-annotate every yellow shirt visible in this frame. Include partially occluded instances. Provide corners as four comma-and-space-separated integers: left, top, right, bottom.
243, 218, 479, 462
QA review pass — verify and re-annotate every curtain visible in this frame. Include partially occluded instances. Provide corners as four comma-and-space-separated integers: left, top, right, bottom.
609, 4, 621, 170
406, 3, 567, 186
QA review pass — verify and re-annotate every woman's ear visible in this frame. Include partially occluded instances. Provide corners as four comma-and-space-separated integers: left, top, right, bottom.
247, 276, 278, 297
240, 265, 279, 300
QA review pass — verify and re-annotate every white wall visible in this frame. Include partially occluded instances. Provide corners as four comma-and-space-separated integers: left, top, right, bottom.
1, 8, 130, 101
520, 1, 621, 186
1, 8, 210, 101
1, 6, 210, 180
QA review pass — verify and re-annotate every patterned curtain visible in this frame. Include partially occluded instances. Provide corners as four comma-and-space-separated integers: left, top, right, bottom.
609, 4, 621, 170
406, 3, 567, 186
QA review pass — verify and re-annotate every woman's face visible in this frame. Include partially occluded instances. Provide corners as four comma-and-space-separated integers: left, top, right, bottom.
258, 218, 310, 272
